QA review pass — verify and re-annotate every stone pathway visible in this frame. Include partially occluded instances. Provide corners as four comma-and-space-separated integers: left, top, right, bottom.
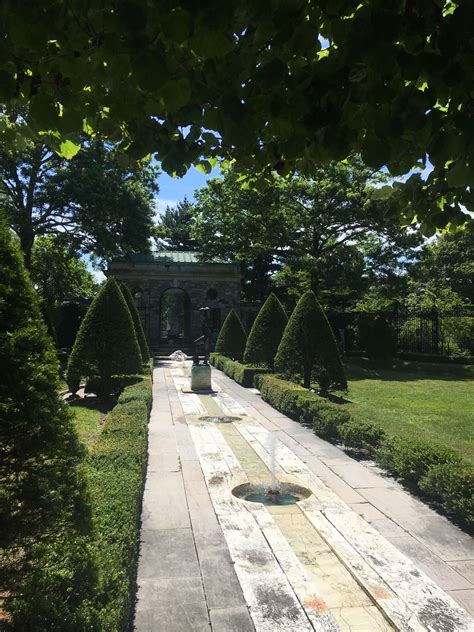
134, 362, 474, 631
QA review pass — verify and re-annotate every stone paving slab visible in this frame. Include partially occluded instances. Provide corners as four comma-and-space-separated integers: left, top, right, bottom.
134, 366, 252, 632
209, 606, 254, 632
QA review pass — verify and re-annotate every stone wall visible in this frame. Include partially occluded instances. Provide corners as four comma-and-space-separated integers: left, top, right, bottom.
106, 258, 241, 349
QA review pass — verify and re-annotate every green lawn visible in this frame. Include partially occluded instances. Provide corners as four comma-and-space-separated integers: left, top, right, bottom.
70, 401, 107, 444
341, 358, 474, 465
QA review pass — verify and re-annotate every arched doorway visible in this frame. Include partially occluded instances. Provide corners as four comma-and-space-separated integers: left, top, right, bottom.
159, 288, 190, 342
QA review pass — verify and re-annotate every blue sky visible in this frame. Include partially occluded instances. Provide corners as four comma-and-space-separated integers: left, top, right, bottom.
154, 165, 221, 215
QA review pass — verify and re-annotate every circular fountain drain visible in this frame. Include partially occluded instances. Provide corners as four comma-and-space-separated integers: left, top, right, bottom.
232, 482, 311, 506
198, 415, 241, 424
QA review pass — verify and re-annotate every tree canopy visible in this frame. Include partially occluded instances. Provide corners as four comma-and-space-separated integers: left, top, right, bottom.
30, 236, 98, 311
193, 163, 422, 306
154, 197, 199, 251
0, 133, 158, 267
0, 1, 472, 232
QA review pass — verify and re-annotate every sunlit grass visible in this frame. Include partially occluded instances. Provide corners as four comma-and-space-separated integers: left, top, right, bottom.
342, 358, 474, 464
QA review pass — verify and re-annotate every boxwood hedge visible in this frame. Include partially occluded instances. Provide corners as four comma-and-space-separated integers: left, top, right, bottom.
210, 352, 271, 387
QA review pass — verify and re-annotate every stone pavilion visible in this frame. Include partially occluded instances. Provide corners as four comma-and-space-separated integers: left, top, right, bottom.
106, 252, 241, 351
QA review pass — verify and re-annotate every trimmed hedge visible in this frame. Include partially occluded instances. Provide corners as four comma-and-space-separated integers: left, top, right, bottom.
120, 283, 150, 362
339, 420, 386, 451
254, 374, 350, 439
420, 464, 474, 528
86, 374, 152, 629
275, 290, 347, 392
214, 309, 247, 360
375, 436, 461, 484
210, 352, 271, 387
253, 373, 473, 529
66, 278, 142, 395
84, 373, 144, 396
244, 293, 287, 366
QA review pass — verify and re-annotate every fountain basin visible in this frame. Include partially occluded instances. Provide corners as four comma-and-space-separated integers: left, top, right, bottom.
199, 415, 242, 424
232, 482, 311, 506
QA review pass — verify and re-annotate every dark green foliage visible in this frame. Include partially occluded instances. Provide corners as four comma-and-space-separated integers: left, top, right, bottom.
84, 373, 143, 396
340, 420, 386, 452
420, 464, 474, 529
375, 437, 460, 484
254, 375, 350, 439
214, 309, 247, 360
244, 293, 288, 366
120, 282, 150, 362
66, 278, 142, 395
86, 376, 152, 629
0, 214, 96, 625
275, 291, 347, 392
357, 314, 396, 360
210, 353, 272, 387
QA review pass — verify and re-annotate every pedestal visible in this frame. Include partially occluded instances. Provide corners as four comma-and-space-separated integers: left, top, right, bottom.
190, 364, 212, 392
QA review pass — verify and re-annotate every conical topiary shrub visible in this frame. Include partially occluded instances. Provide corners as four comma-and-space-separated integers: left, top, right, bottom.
244, 293, 288, 367
214, 308, 247, 360
275, 290, 347, 393
66, 278, 142, 395
120, 282, 150, 362
0, 214, 93, 605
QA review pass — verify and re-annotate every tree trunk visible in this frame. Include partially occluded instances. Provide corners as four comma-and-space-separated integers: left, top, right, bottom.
303, 366, 311, 389
19, 229, 34, 269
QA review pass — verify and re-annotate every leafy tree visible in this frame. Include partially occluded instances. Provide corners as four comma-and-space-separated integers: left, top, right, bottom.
120, 282, 150, 362
214, 309, 247, 360
407, 226, 474, 309
357, 315, 396, 360
244, 293, 287, 367
193, 163, 422, 306
154, 197, 200, 251
0, 132, 158, 267
1, 2, 472, 230
275, 291, 347, 392
66, 278, 142, 395
30, 236, 98, 311
0, 213, 94, 613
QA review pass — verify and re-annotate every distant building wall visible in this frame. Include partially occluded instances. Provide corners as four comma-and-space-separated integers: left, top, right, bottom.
106, 252, 241, 349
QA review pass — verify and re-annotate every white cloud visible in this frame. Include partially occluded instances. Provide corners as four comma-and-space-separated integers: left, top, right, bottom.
92, 269, 107, 283
154, 197, 178, 216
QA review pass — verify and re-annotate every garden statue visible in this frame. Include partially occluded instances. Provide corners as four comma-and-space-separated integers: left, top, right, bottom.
191, 307, 212, 391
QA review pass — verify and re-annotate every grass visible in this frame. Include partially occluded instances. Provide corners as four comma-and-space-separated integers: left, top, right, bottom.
70, 402, 106, 443
340, 358, 474, 465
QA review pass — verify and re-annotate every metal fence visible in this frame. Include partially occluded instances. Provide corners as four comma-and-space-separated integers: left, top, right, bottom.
328, 309, 474, 356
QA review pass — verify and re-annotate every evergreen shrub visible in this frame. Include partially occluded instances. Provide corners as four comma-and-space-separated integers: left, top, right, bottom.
0, 214, 96, 627
214, 309, 247, 360
375, 436, 460, 484
420, 464, 474, 528
210, 352, 272, 387
244, 293, 287, 366
66, 278, 142, 395
120, 282, 150, 362
254, 375, 350, 438
86, 376, 152, 629
339, 420, 386, 452
275, 291, 347, 392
